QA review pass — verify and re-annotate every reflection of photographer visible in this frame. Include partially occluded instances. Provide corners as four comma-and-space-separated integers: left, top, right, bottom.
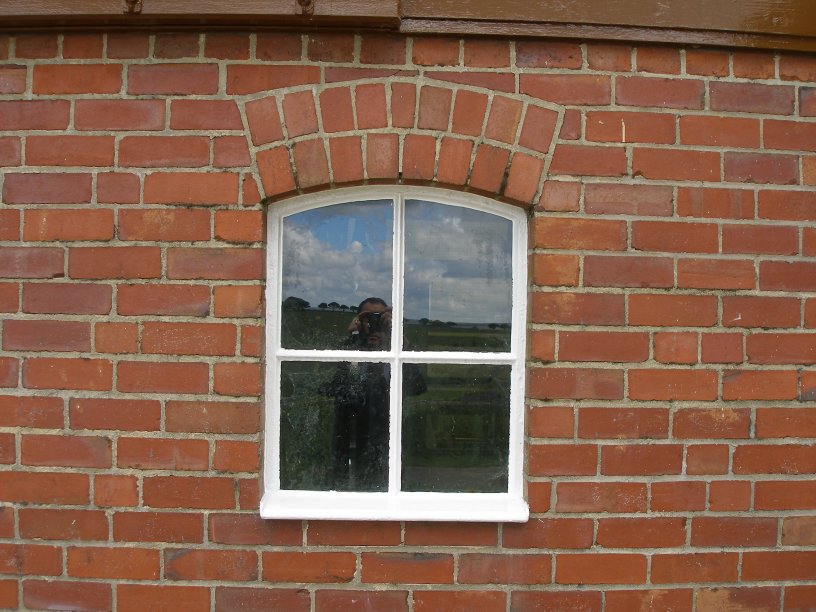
322, 297, 425, 491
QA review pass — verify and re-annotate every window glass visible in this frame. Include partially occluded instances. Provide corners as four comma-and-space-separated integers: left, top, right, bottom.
281, 200, 393, 350
401, 363, 510, 493
403, 200, 512, 352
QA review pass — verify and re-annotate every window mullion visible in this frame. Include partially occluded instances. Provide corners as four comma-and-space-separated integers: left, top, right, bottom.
389, 194, 405, 496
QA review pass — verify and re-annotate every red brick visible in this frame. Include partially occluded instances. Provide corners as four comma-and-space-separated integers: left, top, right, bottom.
520, 74, 611, 105
255, 146, 295, 198
244, 97, 284, 146
449, 90, 487, 136
578, 407, 668, 439
629, 294, 717, 326
204, 33, 249, 59
366, 133, 399, 179
559, 331, 647, 363
559, 108, 580, 139
281, 90, 318, 138
696, 588, 780, 612
415, 591, 505, 612
723, 369, 798, 400
118, 437, 209, 471
315, 590, 407, 612
15, 33, 57, 57
94, 475, 138, 508
401, 522, 496, 547
531, 292, 624, 325
307, 32, 353, 61
724, 152, 798, 185
22, 434, 110, 468
0, 209, 18, 241
320, 87, 355, 133
0, 471, 88, 505
308, 521, 400, 546
709, 480, 752, 511
463, 39, 509, 67
227, 65, 319, 94
361, 552, 453, 584
0, 396, 62, 428
0, 432, 13, 463
756, 481, 816, 510
166, 400, 260, 434
144, 172, 238, 205
735, 444, 816, 474
469, 144, 510, 192
783, 516, 816, 545
733, 51, 775, 78
119, 209, 210, 242
141, 322, 235, 357
23, 580, 111, 612
686, 48, 730, 76
550, 144, 626, 177
27, 135, 115, 166
652, 553, 738, 583
517, 41, 582, 68
680, 115, 760, 148
764, 119, 816, 152
0, 283, 17, 312
69, 246, 160, 279
518, 105, 559, 154
757, 408, 816, 438
120, 136, 209, 168
0, 544, 61, 576
584, 255, 673, 288
412, 37, 459, 65
723, 223, 798, 255
97, 172, 140, 204
209, 513, 299, 546
673, 407, 750, 439
636, 46, 680, 73
747, 333, 816, 365
168, 99, 243, 131
355, 83, 388, 129
0, 100, 69, 130
504, 153, 544, 203
504, 518, 593, 549
143, 476, 234, 510
633, 148, 719, 181
241, 326, 262, 357
780, 54, 816, 81
617, 76, 703, 108
154, 32, 200, 58
0, 358, 17, 387
607, 590, 692, 612
677, 258, 755, 290
0, 65, 26, 94
513, 591, 602, 611
4, 173, 91, 204
691, 517, 777, 547
75, 99, 164, 131
457, 553, 550, 585
529, 443, 597, 476
214, 136, 251, 168
534, 217, 626, 251
687, 444, 727, 475
167, 248, 263, 280
630, 370, 717, 401
33, 64, 121, 94
556, 554, 646, 585
4, 319, 90, 352
263, 551, 355, 583
529, 367, 623, 400
164, 549, 257, 582
213, 440, 258, 472
213, 285, 263, 318
0, 137, 21, 166
107, 33, 150, 58
710, 82, 794, 114
70, 398, 160, 432
359, 34, 405, 64
23, 358, 111, 391
391, 82, 416, 127
24, 209, 114, 241
654, 332, 697, 364
328, 136, 364, 184
678, 187, 754, 219
535, 181, 579, 213
436, 137, 472, 186
531, 254, 579, 287
633, 221, 717, 253
119, 584, 209, 612
402, 134, 436, 181
761, 261, 816, 291
214, 362, 261, 397
118, 361, 208, 394
743, 551, 816, 581
293, 138, 329, 188
601, 444, 682, 475
117, 284, 209, 317
556, 482, 646, 513
586, 111, 675, 144
68, 547, 158, 580
19, 508, 107, 541
128, 64, 217, 95
597, 517, 686, 548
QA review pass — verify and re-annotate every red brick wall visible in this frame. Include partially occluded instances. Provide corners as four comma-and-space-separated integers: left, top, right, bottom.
1, 31, 816, 610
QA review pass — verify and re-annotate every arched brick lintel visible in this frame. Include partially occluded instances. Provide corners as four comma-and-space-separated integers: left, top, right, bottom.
238, 78, 563, 209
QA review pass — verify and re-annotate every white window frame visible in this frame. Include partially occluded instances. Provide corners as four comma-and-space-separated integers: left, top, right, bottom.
262, 186, 528, 522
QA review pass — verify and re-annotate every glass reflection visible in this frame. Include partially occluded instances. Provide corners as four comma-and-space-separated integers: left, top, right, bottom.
281, 200, 393, 350
280, 361, 390, 492
403, 200, 513, 352
401, 363, 510, 493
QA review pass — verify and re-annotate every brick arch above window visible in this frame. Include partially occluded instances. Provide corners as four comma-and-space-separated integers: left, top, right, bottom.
238, 79, 563, 209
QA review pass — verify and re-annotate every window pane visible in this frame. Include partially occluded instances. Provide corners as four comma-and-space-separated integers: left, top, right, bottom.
280, 360, 390, 492
281, 200, 393, 350
403, 200, 513, 352
401, 363, 510, 493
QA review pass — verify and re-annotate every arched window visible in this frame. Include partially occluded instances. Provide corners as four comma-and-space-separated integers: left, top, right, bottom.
264, 187, 528, 521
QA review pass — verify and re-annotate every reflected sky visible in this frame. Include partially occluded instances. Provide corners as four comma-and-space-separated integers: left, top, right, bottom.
281, 198, 513, 326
